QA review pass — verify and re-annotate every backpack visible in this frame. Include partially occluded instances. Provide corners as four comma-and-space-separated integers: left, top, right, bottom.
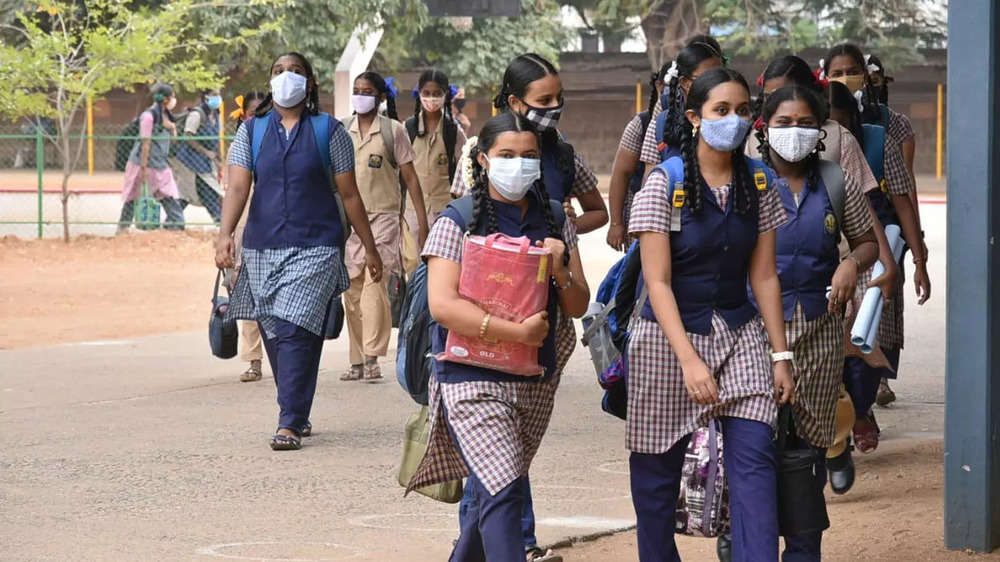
859, 122, 898, 227
405, 114, 459, 183
249, 110, 351, 252
653, 108, 682, 163
114, 119, 140, 171
395, 196, 566, 405
817, 159, 847, 235
586, 156, 776, 420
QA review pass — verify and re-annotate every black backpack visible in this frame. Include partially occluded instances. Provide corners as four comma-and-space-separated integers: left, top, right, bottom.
405, 114, 459, 183
395, 196, 566, 405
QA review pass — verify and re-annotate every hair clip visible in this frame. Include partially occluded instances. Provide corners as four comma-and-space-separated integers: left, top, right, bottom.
866, 63, 881, 74
812, 69, 829, 87
449, 84, 459, 98
756, 74, 764, 87
853, 90, 865, 113
817, 58, 827, 80
411, 86, 419, 99
385, 77, 398, 99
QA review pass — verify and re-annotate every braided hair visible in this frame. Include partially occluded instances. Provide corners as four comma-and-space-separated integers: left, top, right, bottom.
756, 85, 828, 195
823, 44, 882, 126
466, 112, 564, 254
679, 68, 758, 216
356, 71, 398, 120
413, 69, 455, 136
493, 53, 574, 184
254, 52, 321, 117
661, 40, 726, 152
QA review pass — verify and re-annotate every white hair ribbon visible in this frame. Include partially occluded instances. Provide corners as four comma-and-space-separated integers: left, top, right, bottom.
818, 58, 826, 80
664, 60, 680, 84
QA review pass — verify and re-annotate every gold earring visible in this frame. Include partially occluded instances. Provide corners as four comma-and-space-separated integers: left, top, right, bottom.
692, 123, 700, 137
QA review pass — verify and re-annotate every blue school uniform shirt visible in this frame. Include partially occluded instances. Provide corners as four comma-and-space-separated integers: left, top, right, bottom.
431, 191, 562, 384
229, 111, 355, 250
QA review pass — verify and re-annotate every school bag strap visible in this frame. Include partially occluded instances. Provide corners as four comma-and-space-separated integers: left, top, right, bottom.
816, 159, 846, 234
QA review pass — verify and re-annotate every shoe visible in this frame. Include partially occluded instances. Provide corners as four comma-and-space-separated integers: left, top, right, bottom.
827, 447, 855, 495
853, 415, 880, 454
876, 378, 896, 407
716, 534, 732, 562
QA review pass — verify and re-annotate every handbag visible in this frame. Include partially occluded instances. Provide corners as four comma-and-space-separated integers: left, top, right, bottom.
389, 267, 407, 329
209, 269, 238, 359
323, 296, 345, 340
775, 405, 830, 537
676, 422, 731, 538
437, 233, 551, 375
136, 182, 161, 231
397, 406, 463, 503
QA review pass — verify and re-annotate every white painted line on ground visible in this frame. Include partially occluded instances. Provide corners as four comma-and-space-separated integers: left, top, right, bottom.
196, 541, 361, 561
537, 516, 636, 530
596, 460, 630, 475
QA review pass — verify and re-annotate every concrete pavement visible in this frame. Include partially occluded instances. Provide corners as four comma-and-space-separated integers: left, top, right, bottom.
0, 205, 946, 561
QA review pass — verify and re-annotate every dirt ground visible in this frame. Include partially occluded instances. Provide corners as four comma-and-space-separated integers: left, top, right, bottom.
557, 439, 999, 561
0, 231, 214, 350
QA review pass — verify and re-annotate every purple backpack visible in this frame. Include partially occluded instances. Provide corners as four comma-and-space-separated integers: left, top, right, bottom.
675, 422, 731, 538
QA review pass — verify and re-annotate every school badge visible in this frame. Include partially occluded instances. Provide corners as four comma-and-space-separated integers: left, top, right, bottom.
368, 154, 384, 168
754, 169, 767, 191
436, 153, 449, 166
824, 213, 837, 234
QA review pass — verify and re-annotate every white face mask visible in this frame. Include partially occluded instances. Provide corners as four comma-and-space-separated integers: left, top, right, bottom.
352, 94, 377, 115
485, 156, 541, 202
768, 126, 821, 162
421, 96, 445, 113
270, 71, 308, 108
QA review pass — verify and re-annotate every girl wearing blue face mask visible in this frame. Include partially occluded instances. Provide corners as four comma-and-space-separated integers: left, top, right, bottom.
409, 112, 590, 561
627, 68, 794, 561
217, 52, 383, 451
174, 89, 225, 223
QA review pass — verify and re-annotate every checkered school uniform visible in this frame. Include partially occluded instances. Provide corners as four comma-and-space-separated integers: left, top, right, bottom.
406, 213, 579, 495
885, 107, 916, 146
624, 172, 788, 454
617, 114, 647, 228
777, 171, 873, 448
875, 131, 912, 350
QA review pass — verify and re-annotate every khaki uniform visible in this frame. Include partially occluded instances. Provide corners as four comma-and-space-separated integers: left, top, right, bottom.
344, 116, 413, 364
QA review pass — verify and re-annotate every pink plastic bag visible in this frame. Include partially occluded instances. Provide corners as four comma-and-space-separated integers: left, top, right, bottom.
438, 233, 552, 376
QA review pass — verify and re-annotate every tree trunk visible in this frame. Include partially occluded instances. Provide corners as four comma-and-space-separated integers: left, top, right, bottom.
640, 0, 707, 71
60, 131, 71, 242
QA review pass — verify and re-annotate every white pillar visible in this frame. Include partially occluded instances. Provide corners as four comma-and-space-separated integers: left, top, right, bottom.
334, 25, 384, 119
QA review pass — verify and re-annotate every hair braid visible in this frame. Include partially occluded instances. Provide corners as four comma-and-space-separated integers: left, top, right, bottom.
663, 82, 686, 148
730, 149, 758, 216
413, 98, 422, 130
646, 70, 661, 117
679, 121, 704, 214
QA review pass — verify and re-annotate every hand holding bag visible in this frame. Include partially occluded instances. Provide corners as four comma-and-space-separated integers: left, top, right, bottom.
209, 269, 238, 359
437, 233, 551, 376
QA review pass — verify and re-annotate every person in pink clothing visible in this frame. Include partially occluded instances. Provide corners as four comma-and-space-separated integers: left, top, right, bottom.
118, 83, 186, 232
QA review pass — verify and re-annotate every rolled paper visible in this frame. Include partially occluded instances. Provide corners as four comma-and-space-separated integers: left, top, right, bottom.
850, 225, 905, 353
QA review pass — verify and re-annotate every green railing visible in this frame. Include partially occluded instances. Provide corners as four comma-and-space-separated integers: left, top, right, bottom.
0, 124, 238, 238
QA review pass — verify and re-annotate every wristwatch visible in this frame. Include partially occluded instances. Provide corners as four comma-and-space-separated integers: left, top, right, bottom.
771, 351, 794, 364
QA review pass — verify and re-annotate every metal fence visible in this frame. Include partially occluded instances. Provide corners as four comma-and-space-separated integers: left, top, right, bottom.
0, 122, 239, 238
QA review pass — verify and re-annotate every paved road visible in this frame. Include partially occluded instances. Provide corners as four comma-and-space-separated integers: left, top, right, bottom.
0, 204, 946, 561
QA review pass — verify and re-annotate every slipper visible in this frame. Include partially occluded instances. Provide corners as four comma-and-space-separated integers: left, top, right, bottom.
341, 365, 363, 381
240, 361, 263, 382
269, 432, 301, 451
363, 361, 382, 381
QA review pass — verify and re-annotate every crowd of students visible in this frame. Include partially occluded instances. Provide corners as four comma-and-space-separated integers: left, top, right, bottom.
199, 38, 927, 560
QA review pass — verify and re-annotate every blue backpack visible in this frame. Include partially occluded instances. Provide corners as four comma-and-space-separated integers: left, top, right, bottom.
653, 108, 683, 163
861, 117, 898, 227
396, 196, 566, 405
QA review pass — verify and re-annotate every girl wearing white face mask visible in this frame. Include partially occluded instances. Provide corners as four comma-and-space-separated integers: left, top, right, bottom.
409, 112, 590, 560
118, 82, 186, 233
756, 85, 879, 562
217, 52, 383, 451
339, 71, 428, 382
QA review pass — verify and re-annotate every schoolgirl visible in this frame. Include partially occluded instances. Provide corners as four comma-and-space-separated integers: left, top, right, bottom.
216, 52, 383, 450
756, 85, 879, 560
117, 82, 186, 232
822, 44, 930, 452
606, 61, 670, 251
341, 71, 429, 382
227, 90, 269, 383
865, 53, 923, 406
408, 112, 590, 560
452, 53, 609, 235
174, 89, 224, 224
637, 36, 725, 167
406, 69, 467, 227
626, 68, 794, 562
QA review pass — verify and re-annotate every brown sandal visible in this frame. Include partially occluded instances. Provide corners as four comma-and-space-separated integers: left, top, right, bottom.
363, 361, 383, 381
240, 360, 263, 382
341, 365, 363, 381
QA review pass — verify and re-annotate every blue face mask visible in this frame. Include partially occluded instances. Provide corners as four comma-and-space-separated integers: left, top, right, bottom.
699, 113, 751, 152
205, 95, 222, 110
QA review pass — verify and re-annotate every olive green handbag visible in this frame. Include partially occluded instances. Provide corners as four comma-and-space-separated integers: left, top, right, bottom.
397, 406, 463, 503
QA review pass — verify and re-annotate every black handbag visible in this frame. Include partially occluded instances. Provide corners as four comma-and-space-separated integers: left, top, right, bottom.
775, 405, 830, 537
324, 296, 345, 340
209, 269, 238, 359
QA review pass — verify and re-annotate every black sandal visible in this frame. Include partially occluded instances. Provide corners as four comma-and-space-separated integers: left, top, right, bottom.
269, 431, 302, 451
301, 422, 312, 437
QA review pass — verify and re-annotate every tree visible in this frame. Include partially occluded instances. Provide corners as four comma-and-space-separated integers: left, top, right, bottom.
407, 0, 569, 95
0, 0, 276, 241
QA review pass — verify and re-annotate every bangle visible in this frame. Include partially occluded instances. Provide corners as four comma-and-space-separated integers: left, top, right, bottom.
771, 350, 794, 364
479, 313, 492, 341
